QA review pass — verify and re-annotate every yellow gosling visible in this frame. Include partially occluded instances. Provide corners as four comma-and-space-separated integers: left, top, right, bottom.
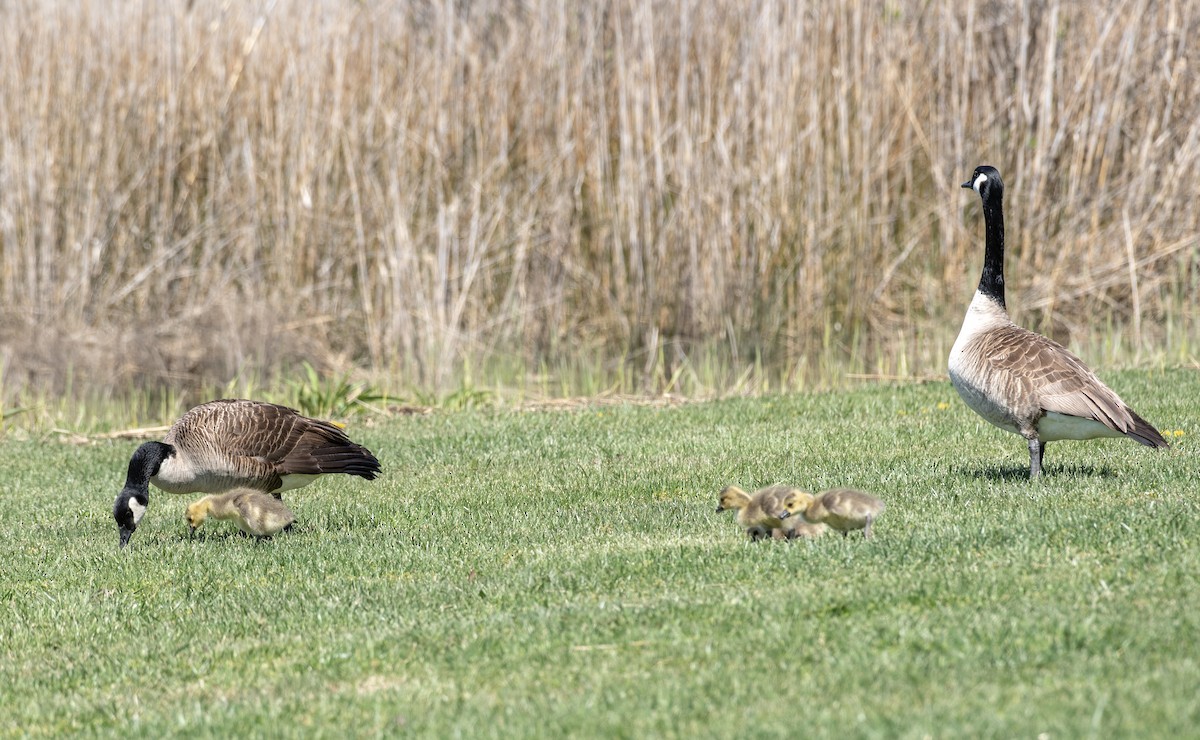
778, 516, 827, 540
186, 488, 296, 538
716, 484, 800, 540
781, 488, 885, 539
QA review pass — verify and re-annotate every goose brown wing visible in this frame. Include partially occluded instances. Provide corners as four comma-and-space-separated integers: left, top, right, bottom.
167, 400, 382, 481
983, 329, 1167, 446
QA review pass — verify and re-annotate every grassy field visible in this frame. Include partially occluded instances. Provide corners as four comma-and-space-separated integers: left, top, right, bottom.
1, 370, 1197, 737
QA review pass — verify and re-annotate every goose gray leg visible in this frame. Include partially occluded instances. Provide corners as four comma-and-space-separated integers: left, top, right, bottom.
863, 515, 873, 539
1027, 437, 1045, 478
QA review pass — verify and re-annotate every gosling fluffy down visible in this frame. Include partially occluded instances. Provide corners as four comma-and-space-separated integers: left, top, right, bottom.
716, 484, 800, 540
186, 488, 297, 538
777, 516, 827, 540
781, 488, 884, 539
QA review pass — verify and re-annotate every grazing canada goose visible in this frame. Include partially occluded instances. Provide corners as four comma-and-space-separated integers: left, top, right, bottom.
715, 484, 797, 540
952, 165, 1168, 477
780, 488, 884, 539
113, 399, 380, 547
186, 488, 296, 538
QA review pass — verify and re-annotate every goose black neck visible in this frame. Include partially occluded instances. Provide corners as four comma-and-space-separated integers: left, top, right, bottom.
978, 191, 1006, 310
123, 441, 172, 492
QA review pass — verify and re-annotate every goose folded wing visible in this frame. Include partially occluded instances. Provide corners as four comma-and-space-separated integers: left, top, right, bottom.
1020, 341, 1139, 433
246, 406, 381, 478
180, 401, 377, 477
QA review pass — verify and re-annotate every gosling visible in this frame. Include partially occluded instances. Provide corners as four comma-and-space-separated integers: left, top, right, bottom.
777, 517, 828, 540
185, 488, 296, 539
716, 484, 800, 540
780, 488, 885, 539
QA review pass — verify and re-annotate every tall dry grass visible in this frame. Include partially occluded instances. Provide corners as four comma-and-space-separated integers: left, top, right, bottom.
0, 0, 1197, 403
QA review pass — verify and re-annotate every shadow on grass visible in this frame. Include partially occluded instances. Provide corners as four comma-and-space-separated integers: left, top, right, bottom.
179, 528, 299, 544
953, 462, 1118, 481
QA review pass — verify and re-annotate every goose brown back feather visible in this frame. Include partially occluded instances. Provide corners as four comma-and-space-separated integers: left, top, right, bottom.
160, 399, 381, 492
954, 323, 1165, 446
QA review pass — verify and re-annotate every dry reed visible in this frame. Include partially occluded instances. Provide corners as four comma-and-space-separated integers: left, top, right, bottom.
0, 0, 1197, 403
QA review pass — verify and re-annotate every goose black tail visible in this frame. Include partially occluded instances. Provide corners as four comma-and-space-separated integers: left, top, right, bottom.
314, 444, 383, 480
1126, 410, 1170, 449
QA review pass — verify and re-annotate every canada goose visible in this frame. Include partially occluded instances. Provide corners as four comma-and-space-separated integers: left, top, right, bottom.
780, 488, 884, 539
113, 399, 380, 547
715, 484, 797, 540
185, 488, 296, 538
952, 166, 1168, 477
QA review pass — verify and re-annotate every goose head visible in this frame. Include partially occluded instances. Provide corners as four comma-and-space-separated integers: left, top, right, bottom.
776, 490, 815, 521
962, 165, 1003, 201
184, 497, 213, 534
715, 485, 750, 513
113, 488, 148, 548
113, 441, 173, 548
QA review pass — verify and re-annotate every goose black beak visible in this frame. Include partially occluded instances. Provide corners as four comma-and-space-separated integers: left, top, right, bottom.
961, 179, 973, 189
778, 511, 791, 519
714, 505, 725, 513
118, 526, 135, 548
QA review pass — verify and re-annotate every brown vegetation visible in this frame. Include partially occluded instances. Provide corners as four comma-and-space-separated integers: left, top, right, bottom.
1, 0, 1196, 403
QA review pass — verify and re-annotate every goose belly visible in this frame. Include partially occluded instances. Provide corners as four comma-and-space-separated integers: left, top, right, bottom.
150, 456, 220, 494
150, 456, 318, 495
277, 473, 318, 492
948, 365, 1020, 435
1036, 412, 1125, 441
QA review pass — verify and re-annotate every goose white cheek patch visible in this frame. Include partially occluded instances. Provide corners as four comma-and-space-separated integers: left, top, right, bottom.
128, 498, 147, 525
973, 172, 987, 192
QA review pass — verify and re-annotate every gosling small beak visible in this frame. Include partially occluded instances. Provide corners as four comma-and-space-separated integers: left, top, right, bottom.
118, 526, 135, 549
715, 505, 725, 513
778, 511, 791, 520
188, 525, 197, 538
961, 178, 973, 189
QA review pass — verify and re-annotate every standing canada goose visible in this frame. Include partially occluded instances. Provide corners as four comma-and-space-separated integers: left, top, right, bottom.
715, 484, 798, 540
952, 166, 1168, 477
113, 399, 380, 547
780, 488, 884, 539
186, 488, 296, 538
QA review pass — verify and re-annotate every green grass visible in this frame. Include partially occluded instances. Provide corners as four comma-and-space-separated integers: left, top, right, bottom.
1, 370, 1197, 737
